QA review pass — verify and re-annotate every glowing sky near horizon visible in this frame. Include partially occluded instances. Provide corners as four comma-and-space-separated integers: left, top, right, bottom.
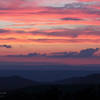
0, 0, 100, 65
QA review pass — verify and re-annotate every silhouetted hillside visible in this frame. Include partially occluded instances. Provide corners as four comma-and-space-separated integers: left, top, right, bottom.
57, 74, 100, 85
1, 74, 100, 99
0, 76, 38, 91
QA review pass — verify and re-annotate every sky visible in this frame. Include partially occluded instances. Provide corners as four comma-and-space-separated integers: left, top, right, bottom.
0, 0, 100, 66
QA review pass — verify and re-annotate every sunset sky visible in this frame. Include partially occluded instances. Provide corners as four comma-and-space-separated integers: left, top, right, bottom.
0, 0, 100, 66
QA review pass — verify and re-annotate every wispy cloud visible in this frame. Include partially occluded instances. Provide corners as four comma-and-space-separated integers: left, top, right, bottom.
0, 45, 12, 48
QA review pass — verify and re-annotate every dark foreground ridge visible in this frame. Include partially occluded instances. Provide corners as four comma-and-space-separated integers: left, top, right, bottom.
1, 74, 100, 100
0, 75, 38, 91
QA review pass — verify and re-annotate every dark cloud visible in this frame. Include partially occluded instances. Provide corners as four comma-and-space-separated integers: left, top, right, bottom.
0, 45, 12, 48
49, 48, 100, 58
7, 53, 46, 57
79, 48, 99, 57
27, 53, 46, 57
6, 48, 100, 58
0, 29, 11, 33
50, 52, 78, 58
61, 17, 82, 21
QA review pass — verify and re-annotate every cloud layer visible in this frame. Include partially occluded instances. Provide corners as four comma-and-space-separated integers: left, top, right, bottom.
0, 0, 100, 56
7, 48, 100, 58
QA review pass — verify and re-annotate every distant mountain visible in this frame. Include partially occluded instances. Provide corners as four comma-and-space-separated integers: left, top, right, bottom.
0, 76, 38, 91
1, 73, 100, 92
57, 74, 100, 84
4, 74, 100, 100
